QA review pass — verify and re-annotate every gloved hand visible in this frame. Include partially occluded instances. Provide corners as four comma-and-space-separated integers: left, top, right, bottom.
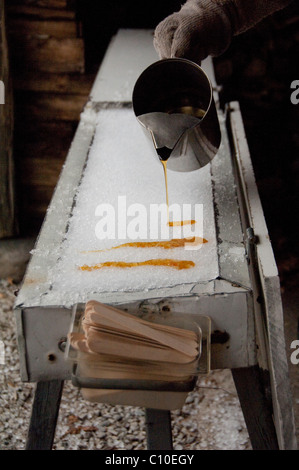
154, 0, 293, 63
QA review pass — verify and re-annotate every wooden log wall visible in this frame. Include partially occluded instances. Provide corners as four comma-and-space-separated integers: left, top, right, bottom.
0, 0, 16, 238
6, 0, 96, 235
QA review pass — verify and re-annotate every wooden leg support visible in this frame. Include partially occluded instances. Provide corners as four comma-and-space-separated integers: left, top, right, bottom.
25, 380, 64, 450
24, 371, 281, 450
232, 366, 279, 450
145, 409, 173, 450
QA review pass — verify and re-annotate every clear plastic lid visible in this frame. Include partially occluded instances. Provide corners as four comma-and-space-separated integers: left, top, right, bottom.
65, 302, 211, 392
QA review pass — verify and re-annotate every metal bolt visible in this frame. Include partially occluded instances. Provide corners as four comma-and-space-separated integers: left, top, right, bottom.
246, 226, 258, 262
58, 337, 67, 352
246, 226, 257, 245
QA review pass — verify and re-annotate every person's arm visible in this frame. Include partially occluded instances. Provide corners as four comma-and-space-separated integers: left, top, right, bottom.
154, 0, 293, 63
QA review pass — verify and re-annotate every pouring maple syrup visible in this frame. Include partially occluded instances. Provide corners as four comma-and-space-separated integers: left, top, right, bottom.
160, 157, 197, 228
161, 159, 169, 224
82, 236, 207, 253
156, 105, 206, 227
79, 259, 195, 272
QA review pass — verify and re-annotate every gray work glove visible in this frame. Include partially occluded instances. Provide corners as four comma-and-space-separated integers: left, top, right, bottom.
154, 0, 293, 63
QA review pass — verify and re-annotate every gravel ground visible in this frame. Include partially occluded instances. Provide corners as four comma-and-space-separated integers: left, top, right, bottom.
0, 278, 251, 451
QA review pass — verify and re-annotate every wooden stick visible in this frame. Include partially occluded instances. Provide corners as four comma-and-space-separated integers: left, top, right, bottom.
85, 302, 198, 357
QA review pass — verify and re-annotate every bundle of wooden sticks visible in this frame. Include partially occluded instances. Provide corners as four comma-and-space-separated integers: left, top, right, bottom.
69, 300, 200, 382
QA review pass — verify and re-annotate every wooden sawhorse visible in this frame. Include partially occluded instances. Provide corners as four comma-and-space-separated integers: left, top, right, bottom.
25, 365, 281, 451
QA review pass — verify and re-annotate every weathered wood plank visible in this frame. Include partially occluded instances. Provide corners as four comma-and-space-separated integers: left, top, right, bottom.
9, 0, 69, 9
0, 0, 17, 238
7, 5, 75, 20
15, 91, 87, 121
10, 36, 84, 73
13, 120, 77, 232
145, 409, 173, 450
20, 185, 58, 233
232, 366, 279, 450
22, 185, 57, 210
7, 18, 78, 38
12, 71, 95, 95
23, 185, 57, 204
14, 119, 76, 147
25, 380, 64, 450
21, 157, 64, 187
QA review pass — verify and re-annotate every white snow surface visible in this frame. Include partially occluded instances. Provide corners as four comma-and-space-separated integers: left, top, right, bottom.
49, 108, 219, 300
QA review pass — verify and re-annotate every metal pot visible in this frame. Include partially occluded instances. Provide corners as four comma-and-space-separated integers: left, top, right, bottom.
132, 58, 221, 172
